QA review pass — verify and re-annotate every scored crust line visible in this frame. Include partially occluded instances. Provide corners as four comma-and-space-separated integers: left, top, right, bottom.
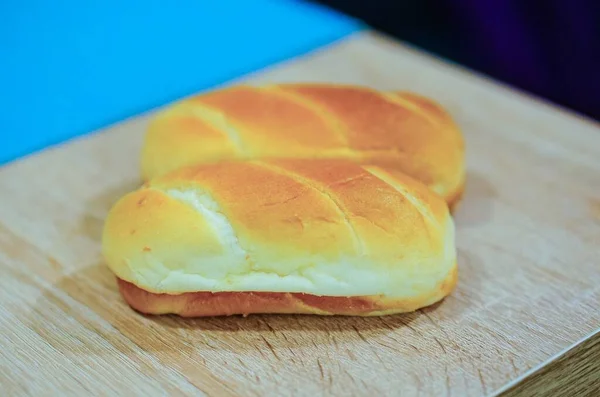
252, 161, 366, 256
363, 165, 442, 232
151, 186, 249, 260
382, 92, 442, 127
184, 102, 249, 157
259, 84, 350, 147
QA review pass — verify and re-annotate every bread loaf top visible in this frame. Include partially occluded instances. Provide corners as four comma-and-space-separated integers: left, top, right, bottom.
141, 83, 465, 205
103, 159, 456, 299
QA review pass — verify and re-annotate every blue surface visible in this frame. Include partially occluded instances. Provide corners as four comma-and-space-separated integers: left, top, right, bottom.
0, 0, 360, 165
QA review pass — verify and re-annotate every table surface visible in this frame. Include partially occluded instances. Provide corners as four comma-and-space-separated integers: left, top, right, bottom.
1, 31, 600, 397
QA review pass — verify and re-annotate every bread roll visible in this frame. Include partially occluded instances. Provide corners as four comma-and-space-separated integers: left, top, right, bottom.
141, 83, 465, 208
103, 159, 457, 317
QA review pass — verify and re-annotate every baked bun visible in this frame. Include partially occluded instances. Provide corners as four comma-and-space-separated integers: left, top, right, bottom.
141, 83, 465, 208
102, 159, 458, 317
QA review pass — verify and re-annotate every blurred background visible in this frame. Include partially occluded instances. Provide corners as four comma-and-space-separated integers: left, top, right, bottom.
2, 0, 599, 165
313, 0, 600, 121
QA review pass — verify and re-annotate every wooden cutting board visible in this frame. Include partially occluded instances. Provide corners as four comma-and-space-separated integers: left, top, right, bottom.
1, 31, 599, 397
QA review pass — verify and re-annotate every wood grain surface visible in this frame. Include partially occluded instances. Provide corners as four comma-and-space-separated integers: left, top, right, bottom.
1, 31, 599, 397
497, 330, 600, 396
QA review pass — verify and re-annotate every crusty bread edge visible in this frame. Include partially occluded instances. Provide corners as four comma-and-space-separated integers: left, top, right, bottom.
116, 262, 458, 317
447, 180, 465, 213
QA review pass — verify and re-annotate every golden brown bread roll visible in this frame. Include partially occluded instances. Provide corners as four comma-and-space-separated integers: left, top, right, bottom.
141, 83, 465, 208
103, 159, 458, 317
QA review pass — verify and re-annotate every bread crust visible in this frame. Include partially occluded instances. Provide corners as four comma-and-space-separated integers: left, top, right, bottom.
103, 159, 458, 317
141, 83, 465, 205
117, 262, 457, 317
447, 180, 465, 213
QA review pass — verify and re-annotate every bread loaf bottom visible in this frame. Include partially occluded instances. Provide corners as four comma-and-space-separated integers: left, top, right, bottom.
116, 263, 457, 317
